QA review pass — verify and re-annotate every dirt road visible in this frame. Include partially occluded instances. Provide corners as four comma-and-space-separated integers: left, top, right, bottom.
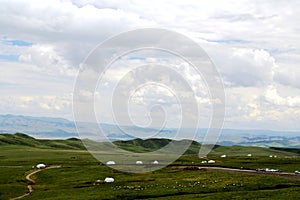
173, 166, 300, 180
10, 165, 61, 200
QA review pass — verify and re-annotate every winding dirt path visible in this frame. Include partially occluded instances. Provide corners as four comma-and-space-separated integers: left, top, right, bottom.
10, 165, 62, 200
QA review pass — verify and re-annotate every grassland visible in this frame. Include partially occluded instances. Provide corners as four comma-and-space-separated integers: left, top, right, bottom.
0, 133, 300, 199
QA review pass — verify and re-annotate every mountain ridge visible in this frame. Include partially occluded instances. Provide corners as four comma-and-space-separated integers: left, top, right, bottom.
0, 114, 299, 148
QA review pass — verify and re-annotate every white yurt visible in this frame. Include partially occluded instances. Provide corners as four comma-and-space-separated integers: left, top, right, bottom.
36, 163, 46, 169
136, 161, 143, 165
247, 154, 252, 157
106, 161, 116, 165
152, 160, 159, 164
221, 155, 227, 158
104, 177, 114, 183
208, 160, 215, 164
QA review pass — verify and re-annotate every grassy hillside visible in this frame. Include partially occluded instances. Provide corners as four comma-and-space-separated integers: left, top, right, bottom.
1, 133, 300, 157
0, 133, 85, 150
113, 138, 300, 157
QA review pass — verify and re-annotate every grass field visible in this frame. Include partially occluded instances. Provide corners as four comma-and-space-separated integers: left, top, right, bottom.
0, 134, 300, 199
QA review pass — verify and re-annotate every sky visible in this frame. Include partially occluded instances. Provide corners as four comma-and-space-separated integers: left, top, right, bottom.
1, 0, 300, 130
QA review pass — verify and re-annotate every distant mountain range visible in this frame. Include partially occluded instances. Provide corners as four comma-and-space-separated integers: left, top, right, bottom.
0, 114, 77, 138
0, 114, 299, 148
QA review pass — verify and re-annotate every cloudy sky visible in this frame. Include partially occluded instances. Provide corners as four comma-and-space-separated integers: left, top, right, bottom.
1, 0, 300, 130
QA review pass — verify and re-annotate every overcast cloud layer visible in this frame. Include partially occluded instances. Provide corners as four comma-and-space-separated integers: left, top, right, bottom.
1, 0, 300, 130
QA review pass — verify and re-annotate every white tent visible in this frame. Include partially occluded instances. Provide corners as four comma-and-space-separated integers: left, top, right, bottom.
221, 155, 226, 158
201, 160, 207, 164
247, 154, 252, 157
106, 161, 116, 165
136, 161, 143, 165
36, 163, 46, 169
208, 160, 215, 164
152, 160, 159, 164
104, 177, 114, 183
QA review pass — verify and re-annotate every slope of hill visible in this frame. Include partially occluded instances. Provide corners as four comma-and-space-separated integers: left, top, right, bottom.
113, 138, 172, 152
0, 133, 85, 150
114, 138, 300, 157
1, 133, 299, 157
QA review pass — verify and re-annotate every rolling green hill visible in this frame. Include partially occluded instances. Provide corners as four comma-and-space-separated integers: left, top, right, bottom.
113, 138, 201, 154
0, 133, 85, 150
1, 133, 299, 157
114, 138, 300, 157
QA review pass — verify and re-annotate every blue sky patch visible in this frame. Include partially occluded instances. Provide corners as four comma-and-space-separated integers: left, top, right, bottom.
1, 38, 33, 46
207, 39, 249, 44
0, 54, 19, 61
270, 48, 295, 55
128, 56, 146, 60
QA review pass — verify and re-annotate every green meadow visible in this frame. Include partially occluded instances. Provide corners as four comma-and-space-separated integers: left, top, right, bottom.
0, 133, 300, 199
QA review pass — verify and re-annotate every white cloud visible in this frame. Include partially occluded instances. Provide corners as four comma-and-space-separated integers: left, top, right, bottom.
0, 94, 72, 119
264, 85, 300, 107
0, 0, 300, 130
19, 44, 77, 76
203, 44, 277, 87
273, 61, 300, 89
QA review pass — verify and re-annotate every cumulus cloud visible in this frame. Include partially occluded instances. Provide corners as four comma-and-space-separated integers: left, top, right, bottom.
19, 44, 77, 76
264, 85, 300, 107
0, 0, 300, 130
0, 94, 72, 119
224, 86, 300, 130
203, 44, 277, 87
273, 61, 300, 89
